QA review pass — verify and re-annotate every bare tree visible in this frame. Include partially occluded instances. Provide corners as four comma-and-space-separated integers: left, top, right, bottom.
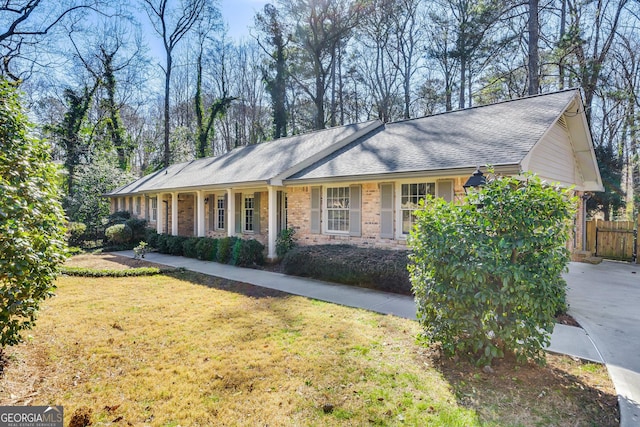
0, 0, 108, 80
279, 0, 361, 130
140, 0, 207, 167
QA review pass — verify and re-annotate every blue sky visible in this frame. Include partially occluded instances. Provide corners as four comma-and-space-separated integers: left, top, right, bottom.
220, 0, 269, 40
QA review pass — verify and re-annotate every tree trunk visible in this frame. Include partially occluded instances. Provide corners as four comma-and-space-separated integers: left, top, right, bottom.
528, 0, 539, 95
164, 53, 172, 167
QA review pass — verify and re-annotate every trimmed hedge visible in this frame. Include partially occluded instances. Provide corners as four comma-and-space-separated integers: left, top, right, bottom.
146, 234, 264, 267
282, 244, 411, 295
61, 266, 168, 277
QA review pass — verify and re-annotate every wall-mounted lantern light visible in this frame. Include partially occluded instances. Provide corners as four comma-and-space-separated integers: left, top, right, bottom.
463, 166, 487, 195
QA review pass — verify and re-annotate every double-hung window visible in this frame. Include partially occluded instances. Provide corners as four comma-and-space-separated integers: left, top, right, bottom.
326, 186, 350, 232
216, 196, 226, 230
149, 197, 158, 222
401, 183, 435, 234
244, 194, 255, 232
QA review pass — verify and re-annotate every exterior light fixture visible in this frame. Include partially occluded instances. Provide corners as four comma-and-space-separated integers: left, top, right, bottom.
463, 166, 486, 195
204, 197, 209, 204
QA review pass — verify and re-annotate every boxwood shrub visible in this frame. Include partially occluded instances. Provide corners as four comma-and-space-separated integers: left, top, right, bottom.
182, 237, 199, 258
146, 234, 264, 267
282, 244, 411, 295
195, 237, 217, 260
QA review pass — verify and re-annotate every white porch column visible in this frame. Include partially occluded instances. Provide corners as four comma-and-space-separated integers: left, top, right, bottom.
171, 192, 179, 236
227, 188, 235, 237
197, 190, 206, 237
267, 186, 278, 259
156, 193, 164, 234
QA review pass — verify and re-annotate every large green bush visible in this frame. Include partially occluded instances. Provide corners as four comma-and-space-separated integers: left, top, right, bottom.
0, 79, 67, 348
216, 237, 236, 264
276, 228, 297, 258
182, 237, 199, 258
231, 238, 265, 267
282, 245, 411, 294
408, 173, 576, 366
195, 237, 217, 260
105, 223, 133, 244
67, 222, 87, 247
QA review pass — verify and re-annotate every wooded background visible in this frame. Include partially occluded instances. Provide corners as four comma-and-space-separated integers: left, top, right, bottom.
1, 0, 636, 225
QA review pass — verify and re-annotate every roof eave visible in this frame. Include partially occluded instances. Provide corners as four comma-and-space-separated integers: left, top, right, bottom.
283, 164, 521, 186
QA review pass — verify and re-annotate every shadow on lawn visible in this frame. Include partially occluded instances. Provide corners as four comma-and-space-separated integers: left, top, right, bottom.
428, 347, 620, 426
164, 269, 290, 299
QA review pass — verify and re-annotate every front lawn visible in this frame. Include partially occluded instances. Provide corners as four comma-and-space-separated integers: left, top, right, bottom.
0, 255, 618, 426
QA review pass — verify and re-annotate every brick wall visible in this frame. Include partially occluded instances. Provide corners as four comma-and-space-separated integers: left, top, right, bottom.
178, 193, 195, 236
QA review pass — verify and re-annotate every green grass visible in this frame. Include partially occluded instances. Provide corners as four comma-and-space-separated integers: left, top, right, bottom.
0, 262, 619, 426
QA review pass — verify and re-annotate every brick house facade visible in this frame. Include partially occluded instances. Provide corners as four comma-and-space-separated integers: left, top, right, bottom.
107, 90, 602, 259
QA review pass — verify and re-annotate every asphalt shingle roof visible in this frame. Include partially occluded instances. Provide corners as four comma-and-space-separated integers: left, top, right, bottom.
288, 90, 577, 181
108, 120, 378, 195
109, 90, 579, 195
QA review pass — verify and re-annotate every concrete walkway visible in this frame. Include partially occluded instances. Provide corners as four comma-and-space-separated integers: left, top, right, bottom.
116, 251, 633, 423
565, 261, 640, 427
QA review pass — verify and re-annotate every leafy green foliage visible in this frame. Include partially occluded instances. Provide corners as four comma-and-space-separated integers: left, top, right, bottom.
167, 236, 188, 256
64, 160, 135, 242
133, 241, 149, 260
216, 237, 237, 264
276, 227, 297, 258
230, 238, 265, 267
67, 222, 87, 247
195, 237, 217, 261
145, 228, 159, 248
0, 79, 68, 348
105, 223, 133, 244
60, 266, 166, 277
182, 237, 199, 258
587, 143, 624, 220
282, 245, 412, 294
408, 174, 576, 366
146, 234, 264, 267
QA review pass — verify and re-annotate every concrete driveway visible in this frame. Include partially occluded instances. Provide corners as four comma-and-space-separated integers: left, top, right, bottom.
564, 261, 640, 427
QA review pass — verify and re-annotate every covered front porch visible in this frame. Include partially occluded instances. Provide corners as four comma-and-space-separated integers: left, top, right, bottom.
151, 185, 287, 259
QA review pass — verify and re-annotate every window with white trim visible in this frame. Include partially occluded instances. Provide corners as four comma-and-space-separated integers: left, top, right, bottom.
216, 196, 226, 230
326, 186, 350, 232
135, 197, 142, 215
149, 197, 157, 222
401, 183, 435, 234
244, 194, 255, 232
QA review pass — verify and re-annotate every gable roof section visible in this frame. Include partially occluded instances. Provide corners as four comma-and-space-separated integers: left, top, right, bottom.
286, 90, 581, 182
108, 120, 381, 195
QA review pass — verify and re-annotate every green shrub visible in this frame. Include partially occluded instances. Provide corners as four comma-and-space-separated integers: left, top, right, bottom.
282, 245, 411, 294
133, 241, 149, 259
195, 237, 218, 260
156, 233, 170, 253
125, 218, 148, 241
105, 223, 133, 244
67, 222, 87, 247
231, 239, 265, 267
408, 173, 576, 366
0, 79, 67, 347
107, 210, 131, 225
276, 228, 297, 258
166, 235, 188, 256
61, 266, 167, 277
182, 237, 199, 258
145, 228, 159, 248
216, 237, 237, 264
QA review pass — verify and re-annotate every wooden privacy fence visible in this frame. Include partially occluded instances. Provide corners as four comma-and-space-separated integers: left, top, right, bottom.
585, 219, 637, 262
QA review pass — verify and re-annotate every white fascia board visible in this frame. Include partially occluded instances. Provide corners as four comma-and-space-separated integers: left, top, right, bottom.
282, 164, 521, 186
